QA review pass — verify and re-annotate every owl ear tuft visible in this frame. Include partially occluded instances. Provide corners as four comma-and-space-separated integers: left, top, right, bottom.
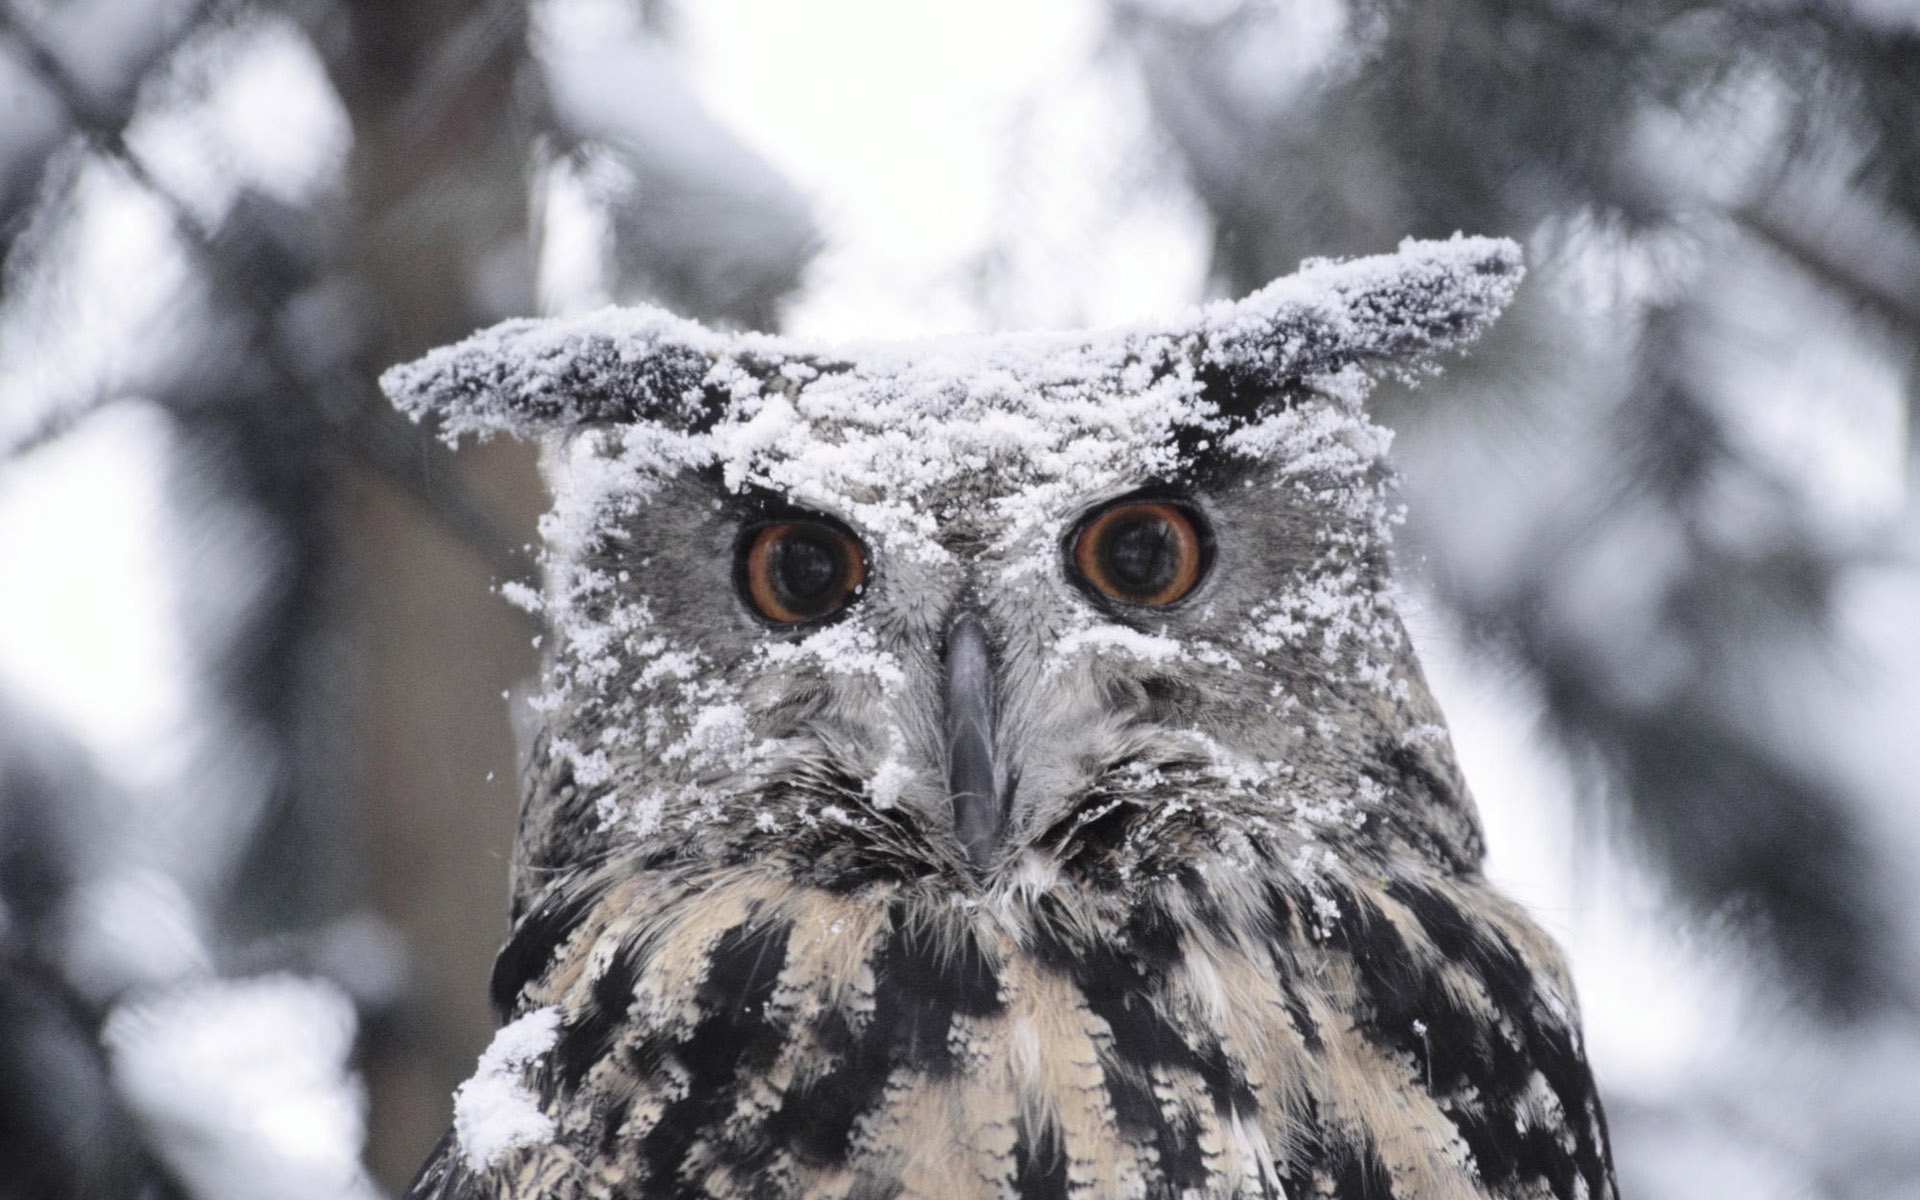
378, 306, 727, 443
1194, 234, 1524, 395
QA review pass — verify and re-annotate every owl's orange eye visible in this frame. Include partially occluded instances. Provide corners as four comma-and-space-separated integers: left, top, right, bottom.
1070, 500, 1208, 606
740, 521, 868, 624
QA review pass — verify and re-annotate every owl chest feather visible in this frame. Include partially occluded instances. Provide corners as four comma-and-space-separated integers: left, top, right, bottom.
425, 859, 1614, 1200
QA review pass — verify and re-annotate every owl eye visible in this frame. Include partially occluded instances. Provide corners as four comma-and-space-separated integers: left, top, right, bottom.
740, 520, 868, 624
1070, 499, 1208, 606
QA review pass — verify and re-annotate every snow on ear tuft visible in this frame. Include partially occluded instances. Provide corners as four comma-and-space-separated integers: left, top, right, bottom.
1192, 234, 1524, 398
379, 305, 725, 443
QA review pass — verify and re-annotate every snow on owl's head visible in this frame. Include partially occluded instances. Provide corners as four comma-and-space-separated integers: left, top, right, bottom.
382, 236, 1521, 914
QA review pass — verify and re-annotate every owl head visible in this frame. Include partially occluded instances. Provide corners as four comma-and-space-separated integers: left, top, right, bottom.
383, 236, 1521, 921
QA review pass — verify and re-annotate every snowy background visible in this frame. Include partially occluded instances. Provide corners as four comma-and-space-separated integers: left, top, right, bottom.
1, 1, 1916, 1197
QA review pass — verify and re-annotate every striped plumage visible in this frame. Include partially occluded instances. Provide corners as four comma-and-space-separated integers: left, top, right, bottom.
385, 237, 1616, 1200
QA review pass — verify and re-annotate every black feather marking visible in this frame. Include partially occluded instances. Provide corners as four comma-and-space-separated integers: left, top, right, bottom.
1273, 1099, 1396, 1200
1010, 1118, 1071, 1200
1121, 894, 1185, 970
763, 903, 1005, 1169
1191, 356, 1320, 428
596, 1085, 638, 1159
760, 1008, 865, 1166
1175, 866, 1234, 944
1195, 358, 1270, 423
1327, 1128, 1396, 1200
552, 931, 651, 1090
1029, 894, 1254, 1189
490, 883, 604, 1019
866, 902, 1005, 1064
634, 919, 793, 1194
1283, 990, 1324, 1055
1381, 881, 1615, 1197
1259, 885, 1326, 1054
1381, 746, 1480, 872
1263, 882, 1295, 935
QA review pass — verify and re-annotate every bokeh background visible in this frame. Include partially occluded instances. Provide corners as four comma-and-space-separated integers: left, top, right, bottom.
1, 1, 1916, 1197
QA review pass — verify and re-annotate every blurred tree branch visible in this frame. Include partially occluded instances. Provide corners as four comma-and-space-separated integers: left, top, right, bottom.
1735, 190, 1920, 345
0, 2, 532, 587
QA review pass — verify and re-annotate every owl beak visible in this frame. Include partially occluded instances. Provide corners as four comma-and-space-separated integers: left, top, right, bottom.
945, 612, 1003, 870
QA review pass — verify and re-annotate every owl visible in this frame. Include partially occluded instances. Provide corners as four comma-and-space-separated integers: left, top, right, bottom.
381, 235, 1616, 1200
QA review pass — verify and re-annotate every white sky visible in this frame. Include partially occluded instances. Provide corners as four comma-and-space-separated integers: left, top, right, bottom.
0, 401, 194, 788
677, 0, 1211, 338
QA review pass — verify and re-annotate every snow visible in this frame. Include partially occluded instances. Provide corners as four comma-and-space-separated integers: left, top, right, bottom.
868, 757, 915, 809
1052, 623, 1187, 667
103, 974, 381, 1200
384, 236, 1522, 822
452, 1006, 563, 1171
385, 236, 1520, 447
757, 619, 908, 687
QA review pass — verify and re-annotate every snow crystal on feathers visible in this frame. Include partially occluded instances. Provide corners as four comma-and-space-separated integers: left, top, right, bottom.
379, 235, 1521, 851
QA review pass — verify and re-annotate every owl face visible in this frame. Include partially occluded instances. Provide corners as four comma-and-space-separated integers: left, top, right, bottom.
385, 236, 1521, 910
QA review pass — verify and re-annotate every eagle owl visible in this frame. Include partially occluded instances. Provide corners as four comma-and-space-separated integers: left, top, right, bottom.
382, 236, 1617, 1200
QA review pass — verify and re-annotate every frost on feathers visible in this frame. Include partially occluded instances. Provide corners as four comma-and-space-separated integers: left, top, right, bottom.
380, 235, 1521, 444
452, 1007, 562, 1170
379, 236, 1521, 854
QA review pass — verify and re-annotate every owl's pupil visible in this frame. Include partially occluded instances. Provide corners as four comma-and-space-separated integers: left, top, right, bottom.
742, 519, 868, 624
772, 532, 842, 606
1102, 517, 1176, 594
1069, 499, 1207, 608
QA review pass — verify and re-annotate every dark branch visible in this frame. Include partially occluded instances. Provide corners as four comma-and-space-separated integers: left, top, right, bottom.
0, 4, 535, 601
